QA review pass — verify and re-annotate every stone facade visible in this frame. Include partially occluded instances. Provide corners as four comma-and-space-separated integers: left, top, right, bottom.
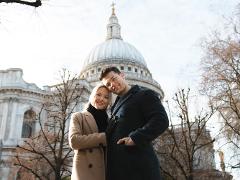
0, 69, 90, 179
154, 124, 232, 180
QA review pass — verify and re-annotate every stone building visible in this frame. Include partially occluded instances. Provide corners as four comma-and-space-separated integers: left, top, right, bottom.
154, 123, 232, 180
0, 6, 231, 180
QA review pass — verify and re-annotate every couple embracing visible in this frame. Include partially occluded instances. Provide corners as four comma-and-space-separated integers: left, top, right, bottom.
68, 66, 169, 180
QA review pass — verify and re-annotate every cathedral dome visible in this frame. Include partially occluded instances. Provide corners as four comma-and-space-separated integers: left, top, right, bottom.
80, 5, 148, 73
82, 38, 147, 69
79, 5, 164, 99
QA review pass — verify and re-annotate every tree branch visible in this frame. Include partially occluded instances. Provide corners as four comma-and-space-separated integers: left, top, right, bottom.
0, 0, 42, 7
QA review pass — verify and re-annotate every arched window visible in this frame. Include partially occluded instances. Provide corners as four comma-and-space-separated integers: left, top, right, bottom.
21, 109, 36, 138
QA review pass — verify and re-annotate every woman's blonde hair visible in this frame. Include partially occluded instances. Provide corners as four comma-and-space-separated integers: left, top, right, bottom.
84, 83, 112, 110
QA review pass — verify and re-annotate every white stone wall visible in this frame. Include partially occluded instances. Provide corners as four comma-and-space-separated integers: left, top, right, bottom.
0, 68, 41, 91
0, 69, 92, 179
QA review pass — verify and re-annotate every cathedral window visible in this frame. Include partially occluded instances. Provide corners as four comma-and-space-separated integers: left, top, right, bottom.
21, 109, 36, 138
91, 69, 95, 74
128, 67, 131, 71
120, 66, 124, 70
135, 68, 138, 73
16, 167, 25, 180
98, 68, 101, 72
110, 26, 113, 36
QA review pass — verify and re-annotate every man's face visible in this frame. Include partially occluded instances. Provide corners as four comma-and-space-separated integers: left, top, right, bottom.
101, 71, 127, 96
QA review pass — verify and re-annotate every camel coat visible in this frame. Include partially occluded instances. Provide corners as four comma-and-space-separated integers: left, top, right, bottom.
68, 111, 107, 180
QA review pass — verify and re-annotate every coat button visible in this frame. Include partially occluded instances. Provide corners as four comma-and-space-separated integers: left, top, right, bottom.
89, 149, 93, 153
88, 164, 93, 168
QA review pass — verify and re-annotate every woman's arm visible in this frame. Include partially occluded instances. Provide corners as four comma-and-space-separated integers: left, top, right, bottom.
68, 112, 107, 150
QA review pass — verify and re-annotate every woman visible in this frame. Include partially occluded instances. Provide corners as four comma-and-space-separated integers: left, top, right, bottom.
68, 84, 111, 180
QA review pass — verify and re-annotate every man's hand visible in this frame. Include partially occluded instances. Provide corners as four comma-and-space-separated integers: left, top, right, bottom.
117, 137, 135, 146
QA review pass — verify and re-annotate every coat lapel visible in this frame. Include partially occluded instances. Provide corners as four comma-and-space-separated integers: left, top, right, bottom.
112, 85, 140, 116
82, 111, 99, 133
112, 93, 132, 116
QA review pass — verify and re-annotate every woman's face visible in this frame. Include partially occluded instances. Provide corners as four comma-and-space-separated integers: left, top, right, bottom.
92, 87, 110, 110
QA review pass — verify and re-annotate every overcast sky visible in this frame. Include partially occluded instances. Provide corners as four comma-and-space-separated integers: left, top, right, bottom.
0, 0, 240, 178
0, 0, 239, 100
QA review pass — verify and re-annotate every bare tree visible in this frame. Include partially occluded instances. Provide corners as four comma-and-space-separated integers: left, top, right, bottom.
155, 89, 216, 180
13, 69, 83, 180
0, 0, 42, 7
200, 11, 240, 169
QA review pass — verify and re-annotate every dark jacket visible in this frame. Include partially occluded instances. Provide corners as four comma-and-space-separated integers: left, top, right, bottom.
106, 85, 169, 180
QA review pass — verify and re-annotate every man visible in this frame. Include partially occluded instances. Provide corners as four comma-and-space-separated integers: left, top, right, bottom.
100, 67, 169, 180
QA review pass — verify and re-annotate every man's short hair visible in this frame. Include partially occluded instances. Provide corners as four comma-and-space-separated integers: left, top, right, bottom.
99, 66, 121, 80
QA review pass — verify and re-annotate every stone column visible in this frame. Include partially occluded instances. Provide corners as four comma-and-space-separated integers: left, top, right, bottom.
0, 100, 9, 139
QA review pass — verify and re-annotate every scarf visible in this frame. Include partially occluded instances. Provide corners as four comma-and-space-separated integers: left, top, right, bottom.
86, 104, 108, 133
